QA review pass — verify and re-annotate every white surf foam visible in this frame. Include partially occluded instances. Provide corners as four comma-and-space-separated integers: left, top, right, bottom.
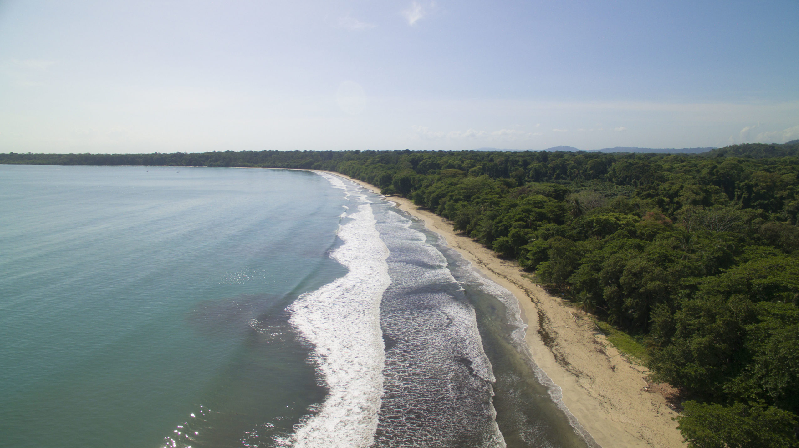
288, 176, 390, 448
376, 209, 506, 447
382, 209, 497, 384
315, 171, 350, 198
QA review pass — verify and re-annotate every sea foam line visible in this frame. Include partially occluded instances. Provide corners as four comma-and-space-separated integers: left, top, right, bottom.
288, 175, 390, 448
380, 209, 507, 447
384, 209, 497, 384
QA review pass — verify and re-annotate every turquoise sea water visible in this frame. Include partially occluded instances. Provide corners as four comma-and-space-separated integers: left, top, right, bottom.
0, 165, 594, 448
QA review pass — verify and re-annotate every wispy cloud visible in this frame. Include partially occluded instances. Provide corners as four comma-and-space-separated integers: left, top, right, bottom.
780, 125, 799, 141
492, 129, 542, 138
739, 123, 761, 143
403, 1, 425, 26
492, 129, 522, 137
411, 125, 445, 140
337, 15, 376, 31
755, 124, 799, 143
449, 129, 486, 139
550, 126, 622, 133
729, 123, 799, 144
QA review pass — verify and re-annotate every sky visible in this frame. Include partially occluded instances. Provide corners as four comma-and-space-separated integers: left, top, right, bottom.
1, 0, 798, 153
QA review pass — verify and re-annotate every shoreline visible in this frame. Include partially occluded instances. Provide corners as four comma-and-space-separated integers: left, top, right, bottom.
326, 171, 684, 448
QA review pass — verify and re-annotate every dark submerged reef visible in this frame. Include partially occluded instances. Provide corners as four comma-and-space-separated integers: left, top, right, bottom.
4, 140, 799, 447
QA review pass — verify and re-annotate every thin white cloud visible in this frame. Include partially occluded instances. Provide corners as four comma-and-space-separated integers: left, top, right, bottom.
755, 124, 799, 143
411, 125, 445, 140
752, 130, 777, 143
491, 129, 541, 139
403, 1, 425, 26
552, 128, 568, 133
454, 129, 486, 139
614, 126, 627, 132
739, 123, 761, 143
337, 15, 376, 31
782, 125, 799, 141
492, 129, 522, 137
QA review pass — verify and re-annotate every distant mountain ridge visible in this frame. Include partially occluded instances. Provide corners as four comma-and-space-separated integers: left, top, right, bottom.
544, 146, 582, 152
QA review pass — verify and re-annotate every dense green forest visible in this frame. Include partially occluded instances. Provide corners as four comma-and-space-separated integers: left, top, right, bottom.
3, 141, 799, 447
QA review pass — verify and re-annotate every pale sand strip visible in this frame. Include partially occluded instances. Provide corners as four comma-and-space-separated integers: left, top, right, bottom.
327, 171, 685, 448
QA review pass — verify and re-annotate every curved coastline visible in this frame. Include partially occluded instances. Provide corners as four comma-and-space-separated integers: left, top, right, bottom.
321, 170, 685, 448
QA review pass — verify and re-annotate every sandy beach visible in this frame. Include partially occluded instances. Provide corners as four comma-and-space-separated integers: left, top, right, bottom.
330, 171, 685, 448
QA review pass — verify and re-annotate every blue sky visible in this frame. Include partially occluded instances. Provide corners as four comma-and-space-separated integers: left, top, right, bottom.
1, 0, 797, 153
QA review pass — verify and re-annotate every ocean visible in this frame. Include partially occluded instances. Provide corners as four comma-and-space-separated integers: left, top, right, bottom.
0, 165, 594, 448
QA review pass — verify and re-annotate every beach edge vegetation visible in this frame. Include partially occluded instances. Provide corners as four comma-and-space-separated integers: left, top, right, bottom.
4, 140, 799, 446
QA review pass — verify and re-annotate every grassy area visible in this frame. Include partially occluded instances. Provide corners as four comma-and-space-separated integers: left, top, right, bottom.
593, 320, 650, 365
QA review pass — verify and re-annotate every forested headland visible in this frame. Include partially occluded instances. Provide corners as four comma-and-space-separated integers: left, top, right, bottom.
4, 141, 799, 447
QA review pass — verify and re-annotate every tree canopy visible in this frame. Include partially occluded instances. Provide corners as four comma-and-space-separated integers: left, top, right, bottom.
3, 140, 799, 446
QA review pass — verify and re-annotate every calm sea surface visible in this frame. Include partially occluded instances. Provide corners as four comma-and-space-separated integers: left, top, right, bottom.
0, 165, 594, 448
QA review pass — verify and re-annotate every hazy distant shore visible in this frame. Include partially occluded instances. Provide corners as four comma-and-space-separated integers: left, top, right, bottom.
325, 170, 685, 448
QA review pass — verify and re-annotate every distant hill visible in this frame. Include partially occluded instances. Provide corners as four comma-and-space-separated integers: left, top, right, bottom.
544, 146, 582, 152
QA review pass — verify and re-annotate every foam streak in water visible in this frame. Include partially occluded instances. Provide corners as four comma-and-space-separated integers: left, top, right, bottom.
289, 180, 390, 448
